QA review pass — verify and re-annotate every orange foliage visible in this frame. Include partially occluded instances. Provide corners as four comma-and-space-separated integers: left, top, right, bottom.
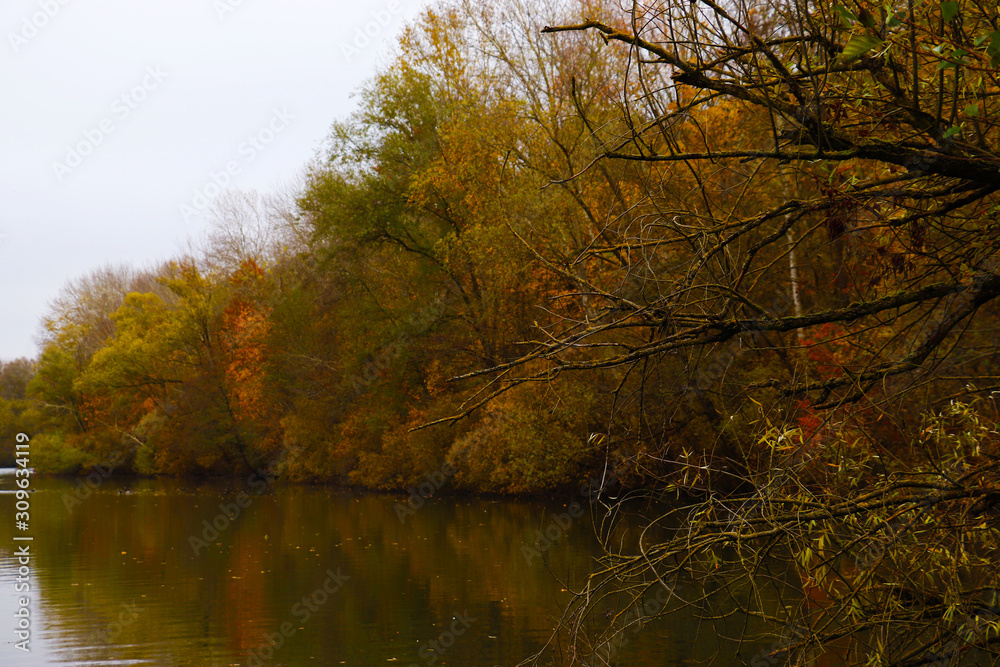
221, 260, 279, 454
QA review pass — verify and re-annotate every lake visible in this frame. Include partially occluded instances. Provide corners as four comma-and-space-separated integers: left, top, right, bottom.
0, 468, 760, 666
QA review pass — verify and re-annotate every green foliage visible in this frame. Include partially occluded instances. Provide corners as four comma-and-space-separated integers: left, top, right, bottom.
29, 432, 88, 475
450, 379, 602, 494
8, 2, 1000, 666
0, 399, 33, 466
76, 292, 176, 398
941, 1, 959, 24
350, 405, 464, 490
986, 30, 1000, 67
24, 0, 997, 511
838, 34, 884, 64
28, 343, 85, 434
0, 358, 35, 401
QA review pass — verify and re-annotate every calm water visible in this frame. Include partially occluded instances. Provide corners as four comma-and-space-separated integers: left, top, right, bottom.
0, 469, 757, 666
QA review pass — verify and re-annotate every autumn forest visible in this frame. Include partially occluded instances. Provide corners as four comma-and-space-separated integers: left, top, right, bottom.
4, 0, 1000, 661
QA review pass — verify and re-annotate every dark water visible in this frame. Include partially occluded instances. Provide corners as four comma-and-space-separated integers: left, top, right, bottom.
0, 469, 749, 666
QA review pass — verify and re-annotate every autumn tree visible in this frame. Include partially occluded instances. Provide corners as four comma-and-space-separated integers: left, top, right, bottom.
25, 251, 289, 475
75, 262, 278, 474
0, 358, 34, 402
447, 0, 1000, 665
292, 0, 651, 489
199, 186, 306, 275
0, 358, 35, 466
472, 0, 1000, 424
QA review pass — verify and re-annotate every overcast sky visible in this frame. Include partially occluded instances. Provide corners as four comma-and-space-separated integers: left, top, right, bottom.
0, 0, 427, 360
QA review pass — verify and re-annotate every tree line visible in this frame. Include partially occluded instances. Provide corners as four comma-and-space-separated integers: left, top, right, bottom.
3, 0, 1000, 662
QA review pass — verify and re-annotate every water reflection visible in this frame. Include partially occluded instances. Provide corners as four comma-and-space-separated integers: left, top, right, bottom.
0, 470, 754, 666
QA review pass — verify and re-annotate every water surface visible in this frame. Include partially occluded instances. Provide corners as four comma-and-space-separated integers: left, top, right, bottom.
0, 469, 753, 666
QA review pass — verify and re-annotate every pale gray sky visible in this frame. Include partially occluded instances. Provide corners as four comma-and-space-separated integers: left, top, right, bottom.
1, 0, 427, 360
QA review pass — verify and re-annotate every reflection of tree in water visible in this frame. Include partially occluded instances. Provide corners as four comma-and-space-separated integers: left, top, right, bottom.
10, 480, 687, 665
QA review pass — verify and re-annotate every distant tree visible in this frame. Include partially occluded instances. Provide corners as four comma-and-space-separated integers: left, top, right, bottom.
0, 358, 35, 401
0, 358, 35, 466
200, 187, 306, 274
